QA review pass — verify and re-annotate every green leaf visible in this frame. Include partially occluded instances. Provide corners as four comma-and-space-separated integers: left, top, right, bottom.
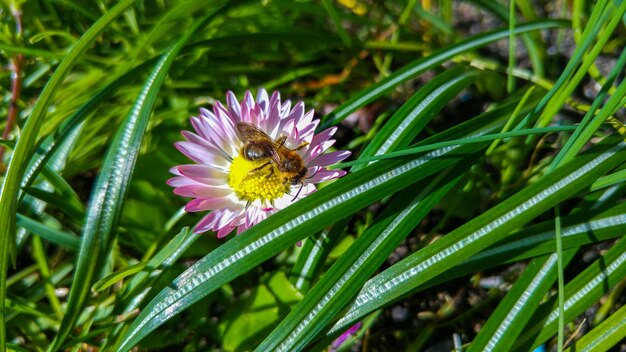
21, 187, 83, 222
118, 227, 197, 309
414, 201, 626, 292
220, 272, 301, 351
116, 112, 498, 351
353, 65, 479, 172
320, 19, 566, 129
93, 263, 147, 292
514, 237, 626, 351
289, 219, 348, 293
0, 1, 138, 347
46, 4, 232, 349
328, 139, 626, 336
15, 214, 80, 250
564, 301, 626, 352
467, 250, 577, 352
258, 167, 466, 351
289, 65, 479, 294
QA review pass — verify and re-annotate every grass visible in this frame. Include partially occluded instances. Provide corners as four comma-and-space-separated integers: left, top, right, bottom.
1, 0, 625, 351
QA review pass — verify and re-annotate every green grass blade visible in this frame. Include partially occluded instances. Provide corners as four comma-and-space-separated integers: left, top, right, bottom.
46, 4, 231, 349
335, 126, 578, 168
258, 168, 466, 351
19, 60, 154, 203
467, 250, 576, 352
564, 302, 626, 352
507, 0, 516, 93
118, 227, 196, 308
353, 66, 479, 171
319, 19, 566, 129
15, 214, 80, 250
550, 48, 626, 168
422, 202, 626, 290
93, 263, 147, 292
535, 0, 626, 129
0, 1, 137, 347
467, 0, 545, 76
47, 51, 170, 352
116, 122, 495, 351
514, 237, 626, 351
289, 219, 348, 293
328, 139, 626, 336
591, 168, 626, 191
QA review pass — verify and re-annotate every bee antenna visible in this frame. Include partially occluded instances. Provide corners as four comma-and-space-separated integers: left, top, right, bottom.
306, 167, 321, 180
292, 182, 304, 202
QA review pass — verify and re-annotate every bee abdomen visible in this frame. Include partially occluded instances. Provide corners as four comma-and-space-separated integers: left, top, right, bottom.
242, 145, 267, 161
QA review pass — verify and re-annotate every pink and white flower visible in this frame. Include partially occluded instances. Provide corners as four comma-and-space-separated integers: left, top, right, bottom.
168, 89, 350, 237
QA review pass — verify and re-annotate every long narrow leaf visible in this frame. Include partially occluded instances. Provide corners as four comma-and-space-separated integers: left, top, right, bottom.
46, 4, 232, 349
564, 301, 626, 352
329, 139, 626, 336
320, 20, 566, 129
116, 117, 497, 351
259, 168, 466, 351
514, 237, 626, 351
0, 1, 138, 347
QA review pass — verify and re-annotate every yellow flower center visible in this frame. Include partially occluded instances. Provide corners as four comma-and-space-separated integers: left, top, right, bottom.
228, 155, 290, 202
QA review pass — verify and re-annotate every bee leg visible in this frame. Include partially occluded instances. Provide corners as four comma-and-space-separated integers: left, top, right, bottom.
264, 166, 274, 179
276, 135, 287, 147
250, 161, 271, 174
296, 141, 309, 150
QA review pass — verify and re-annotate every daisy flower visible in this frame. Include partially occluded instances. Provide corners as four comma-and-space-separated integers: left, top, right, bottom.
168, 89, 351, 238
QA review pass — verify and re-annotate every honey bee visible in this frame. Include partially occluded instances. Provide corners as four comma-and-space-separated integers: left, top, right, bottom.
235, 122, 308, 187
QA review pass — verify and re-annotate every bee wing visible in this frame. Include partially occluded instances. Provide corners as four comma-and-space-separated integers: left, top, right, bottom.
236, 122, 283, 165
254, 140, 282, 165
236, 122, 272, 143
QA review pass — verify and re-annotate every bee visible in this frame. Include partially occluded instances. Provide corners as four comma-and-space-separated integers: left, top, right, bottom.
235, 122, 308, 188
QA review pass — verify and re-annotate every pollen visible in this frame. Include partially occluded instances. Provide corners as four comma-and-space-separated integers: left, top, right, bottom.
228, 155, 290, 202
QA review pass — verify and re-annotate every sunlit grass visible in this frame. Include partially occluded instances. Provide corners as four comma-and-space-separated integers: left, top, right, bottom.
1, 0, 625, 351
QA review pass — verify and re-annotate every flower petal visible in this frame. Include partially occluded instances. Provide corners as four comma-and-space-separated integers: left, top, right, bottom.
309, 150, 351, 168
175, 141, 230, 170
308, 169, 346, 183
226, 91, 241, 121
177, 164, 228, 184
171, 89, 350, 238
185, 197, 236, 212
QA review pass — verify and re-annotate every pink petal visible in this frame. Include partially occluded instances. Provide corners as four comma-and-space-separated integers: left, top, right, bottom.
173, 185, 205, 197
308, 169, 346, 183
280, 100, 291, 119
243, 91, 254, 109
216, 209, 239, 231
192, 186, 233, 198
288, 101, 304, 124
185, 197, 235, 212
175, 142, 230, 170
256, 89, 269, 115
195, 212, 220, 233
226, 91, 241, 121
281, 119, 297, 147
217, 226, 235, 238
167, 176, 197, 188
190, 116, 213, 141
309, 151, 351, 168
181, 130, 212, 148
177, 164, 227, 184
310, 127, 337, 148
